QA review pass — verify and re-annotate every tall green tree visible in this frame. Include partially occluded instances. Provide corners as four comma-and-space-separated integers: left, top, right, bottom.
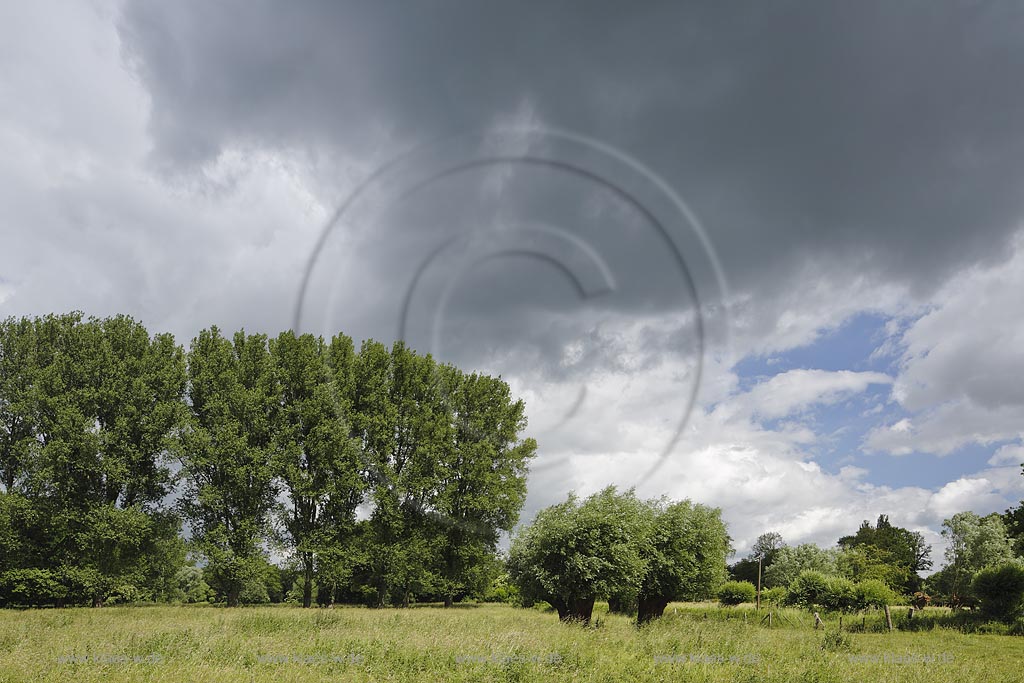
433, 368, 536, 606
0, 316, 36, 494
179, 327, 278, 607
269, 331, 364, 607
939, 511, 1015, 599
729, 531, 785, 584
837, 514, 931, 592
1, 313, 186, 605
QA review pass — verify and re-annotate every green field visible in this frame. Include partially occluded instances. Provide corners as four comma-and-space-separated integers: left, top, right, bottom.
2, 602, 1021, 682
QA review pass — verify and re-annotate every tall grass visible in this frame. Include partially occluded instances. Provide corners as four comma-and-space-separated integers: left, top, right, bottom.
1, 601, 1021, 682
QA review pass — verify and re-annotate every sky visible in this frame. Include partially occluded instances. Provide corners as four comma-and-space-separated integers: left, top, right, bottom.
2, 0, 1023, 565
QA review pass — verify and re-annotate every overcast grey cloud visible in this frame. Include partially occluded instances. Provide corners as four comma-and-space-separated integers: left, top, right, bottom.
2, 0, 1023, 560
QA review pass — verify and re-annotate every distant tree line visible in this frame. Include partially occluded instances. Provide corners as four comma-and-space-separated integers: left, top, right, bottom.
0, 313, 536, 608
726, 507, 1024, 623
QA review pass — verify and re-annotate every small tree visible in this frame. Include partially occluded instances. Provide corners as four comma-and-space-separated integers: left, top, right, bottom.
971, 561, 1024, 622
507, 487, 648, 623
821, 576, 858, 612
635, 499, 730, 624
786, 570, 830, 609
855, 579, 897, 610
718, 581, 756, 606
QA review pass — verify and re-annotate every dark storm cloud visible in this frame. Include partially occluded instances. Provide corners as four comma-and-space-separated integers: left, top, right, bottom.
119, 0, 1024, 301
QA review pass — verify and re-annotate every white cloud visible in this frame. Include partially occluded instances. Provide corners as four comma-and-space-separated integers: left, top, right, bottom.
989, 443, 1024, 467
735, 369, 891, 421
867, 233, 1024, 456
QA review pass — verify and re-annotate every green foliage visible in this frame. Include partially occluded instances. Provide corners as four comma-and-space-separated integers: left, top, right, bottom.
971, 561, 1024, 622
939, 511, 1016, 601
763, 544, 839, 588
638, 499, 730, 604
482, 572, 520, 604
173, 565, 213, 603
508, 487, 649, 622
352, 340, 534, 607
0, 313, 188, 606
752, 532, 785, 563
269, 330, 364, 607
717, 580, 756, 605
787, 570, 891, 612
508, 488, 730, 623
729, 532, 785, 584
1004, 501, 1024, 557
821, 576, 858, 612
786, 570, 830, 609
0, 569, 63, 606
179, 327, 280, 607
855, 579, 897, 608
761, 585, 788, 605
837, 514, 931, 593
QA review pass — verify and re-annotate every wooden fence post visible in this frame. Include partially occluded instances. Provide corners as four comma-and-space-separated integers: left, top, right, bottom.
883, 604, 893, 632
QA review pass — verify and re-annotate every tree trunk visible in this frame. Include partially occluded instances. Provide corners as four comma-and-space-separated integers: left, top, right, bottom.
302, 555, 314, 608
226, 586, 241, 608
636, 597, 669, 625
444, 595, 453, 608
554, 596, 595, 624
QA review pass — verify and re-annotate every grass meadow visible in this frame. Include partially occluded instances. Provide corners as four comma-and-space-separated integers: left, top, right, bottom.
1, 602, 1022, 682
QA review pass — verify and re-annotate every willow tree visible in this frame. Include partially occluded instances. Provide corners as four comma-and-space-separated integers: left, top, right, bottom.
508, 487, 649, 624
635, 499, 730, 624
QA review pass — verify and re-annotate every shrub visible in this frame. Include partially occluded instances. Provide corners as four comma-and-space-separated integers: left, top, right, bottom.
0, 569, 63, 606
718, 580, 756, 606
482, 573, 520, 604
822, 576, 858, 611
971, 561, 1024, 622
787, 570, 830, 609
761, 586, 788, 605
855, 579, 896, 609
821, 629, 854, 652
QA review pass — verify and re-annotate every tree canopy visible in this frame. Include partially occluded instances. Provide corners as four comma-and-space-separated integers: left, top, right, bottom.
0, 313, 534, 608
507, 487, 730, 624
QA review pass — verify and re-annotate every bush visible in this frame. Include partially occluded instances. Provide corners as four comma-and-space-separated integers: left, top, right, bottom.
787, 570, 830, 609
0, 569, 63, 606
718, 580, 756, 606
761, 586, 788, 605
971, 561, 1024, 622
482, 573, 520, 604
821, 629, 854, 652
822, 576, 858, 612
107, 584, 145, 605
855, 579, 896, 609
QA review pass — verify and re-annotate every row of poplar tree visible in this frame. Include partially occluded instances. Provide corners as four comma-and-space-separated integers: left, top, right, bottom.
0, 312, 536, 607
